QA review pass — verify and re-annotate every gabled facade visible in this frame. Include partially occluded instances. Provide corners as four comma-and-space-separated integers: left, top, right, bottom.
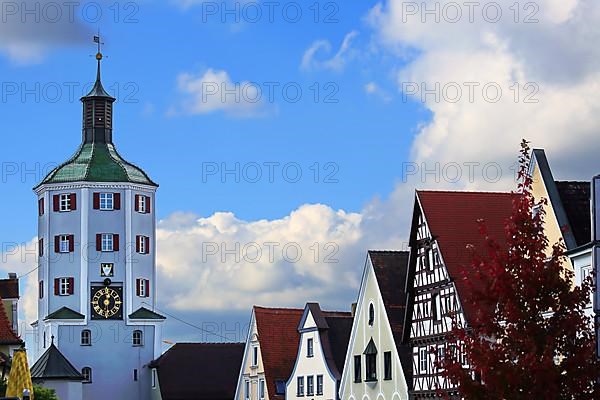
530, 149, 596, 318
405, 191, 514, 399
339, 251, 410, 400
286, 303, 352, 400
0, 273, 19, 335
235, 306, 303, 400
149, 343, 244, 400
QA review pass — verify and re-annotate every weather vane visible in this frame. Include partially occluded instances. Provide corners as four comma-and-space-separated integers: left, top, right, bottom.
93, 33, 104, 61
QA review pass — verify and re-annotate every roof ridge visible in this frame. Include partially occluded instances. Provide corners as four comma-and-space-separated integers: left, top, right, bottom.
417, 189, 515, 195
254, 306, 304, 312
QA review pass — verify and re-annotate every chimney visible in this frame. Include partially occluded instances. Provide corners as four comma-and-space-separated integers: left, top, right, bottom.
8, 273, 16, 280
351, 303, 357, 317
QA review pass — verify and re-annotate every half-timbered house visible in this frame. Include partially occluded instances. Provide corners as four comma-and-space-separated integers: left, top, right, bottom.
404, 191, 515, 399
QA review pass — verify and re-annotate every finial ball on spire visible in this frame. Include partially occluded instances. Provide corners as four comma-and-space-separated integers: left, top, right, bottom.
96, 52, 103, 60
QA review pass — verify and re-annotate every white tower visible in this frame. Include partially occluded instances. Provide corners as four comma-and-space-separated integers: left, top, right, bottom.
32, 43, 164, 400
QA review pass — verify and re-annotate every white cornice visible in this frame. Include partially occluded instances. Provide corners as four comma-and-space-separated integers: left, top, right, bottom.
34, 182, 157, 195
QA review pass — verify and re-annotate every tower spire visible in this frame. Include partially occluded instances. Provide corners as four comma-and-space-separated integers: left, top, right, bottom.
81, 34, 116, 144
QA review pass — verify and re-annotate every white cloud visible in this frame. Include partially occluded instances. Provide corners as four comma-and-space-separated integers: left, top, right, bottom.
364, 81, 392, 102
301, 31, 360, 72
170, 68, 268, 118
0, 1, 91, 64
366, 0, 600, 185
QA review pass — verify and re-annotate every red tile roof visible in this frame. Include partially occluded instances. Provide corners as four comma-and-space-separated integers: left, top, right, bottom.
254, 306, 304, 399
0, 295, 21, 345
417, 190, 517, 322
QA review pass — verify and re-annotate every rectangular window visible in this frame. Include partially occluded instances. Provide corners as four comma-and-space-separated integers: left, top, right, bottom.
437, 346, 445, 371
137, 195, 147, 213
419, 348, 428, 373
81, 330, 91, 346
58, 193, 76, 212
99, 193, 114, 210
252, 346, 258, 367
136, 279, 149, 298
151, 369, 157, 389
59, 235, 70, 253
133, 330, 143, 346
259, 379, 265, 399
307, 338, 314, 357
431, 293, 440, 321
59, 278, 71, 296
297, 376, 304, 396
137, 235, 150, 254
365, 353, 377, 381
101, 234, 114, 252
38, 238, 44, 257
316, 375, 323, 395
244, 380, 250, 400
38, 198, 44, 216
307, 376, 314, 396
39, 281, 44, 299
353, 355, 361, 383
384, 351, 392, 380
133, 369, 138, 382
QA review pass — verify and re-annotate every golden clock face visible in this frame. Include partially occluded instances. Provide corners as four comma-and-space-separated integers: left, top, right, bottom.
91, 286, 123, 320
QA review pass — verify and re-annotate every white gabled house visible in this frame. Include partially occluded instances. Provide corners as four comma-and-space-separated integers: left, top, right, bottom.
339, 251, 411, 400
286, 303, 353, 400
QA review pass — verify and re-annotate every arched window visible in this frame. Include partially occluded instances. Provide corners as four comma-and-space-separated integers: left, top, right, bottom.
81, 329, 91, 346
82, 367, 92, 383
133, 330, 143, 346
368, 303, 375, 326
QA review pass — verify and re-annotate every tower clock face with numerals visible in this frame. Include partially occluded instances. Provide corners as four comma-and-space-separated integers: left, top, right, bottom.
91, 286, 123, 320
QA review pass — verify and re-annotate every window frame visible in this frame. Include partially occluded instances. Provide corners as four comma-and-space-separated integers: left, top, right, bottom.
244, 380, 250, 400
259, 378, 265, 399
59, 194, 72, 212
59, 235, 70, 253
138, 279, 147, 298
307, 375, 314, 396
252, 346, 259, 367
81, 329, 91, 346
353, 355, 361, 383
99, 192, 114, 211
101, 233, 114, 252
297, 376, 304, 397
307, 338, 314, 358
419, 348, 428, 373
138, 195, 147, 213
133, 330, 144, 347
151, 369, 157, 389
59, 278, 71, 296
365, 353, 377, 382
384, 351, 392, 380
316, 375, 323, 395
82, 367, 92, 384
368, 303, 375, 326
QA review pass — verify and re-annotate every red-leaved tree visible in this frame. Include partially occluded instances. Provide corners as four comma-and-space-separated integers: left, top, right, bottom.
441, 140, 599, 399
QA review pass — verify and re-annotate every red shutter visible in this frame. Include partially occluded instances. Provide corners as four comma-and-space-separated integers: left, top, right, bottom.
93, 193, 100, 210
96, 234, 102, 251
53, 195, 60, 212
54, 236, 60, 253
54, 279, 59, 295
145, 237, 150, 254
136, 279, 141, 296
70, 193, 77, 210
39, 198, 44, 216
134, 195, 140, 212
68, 235, 75, 252
136, 236, 141, 253
145, 280, 150, 298
114, 193, 121, 210
146, 196, 151, 214
68, 278, 75, 295
113, 234, 120, 252
39, 238, 44, 257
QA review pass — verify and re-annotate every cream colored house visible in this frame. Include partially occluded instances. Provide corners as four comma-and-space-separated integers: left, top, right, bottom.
339, 251, 410, 400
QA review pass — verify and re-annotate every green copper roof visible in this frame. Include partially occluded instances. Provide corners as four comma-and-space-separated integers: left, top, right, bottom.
44, 307, 85, 321
129, 307, 166, 320
36, 142, 157, 189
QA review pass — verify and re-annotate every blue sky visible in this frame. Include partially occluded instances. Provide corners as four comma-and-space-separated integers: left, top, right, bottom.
1, 0, 599, 347
0, 0, 425, 246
